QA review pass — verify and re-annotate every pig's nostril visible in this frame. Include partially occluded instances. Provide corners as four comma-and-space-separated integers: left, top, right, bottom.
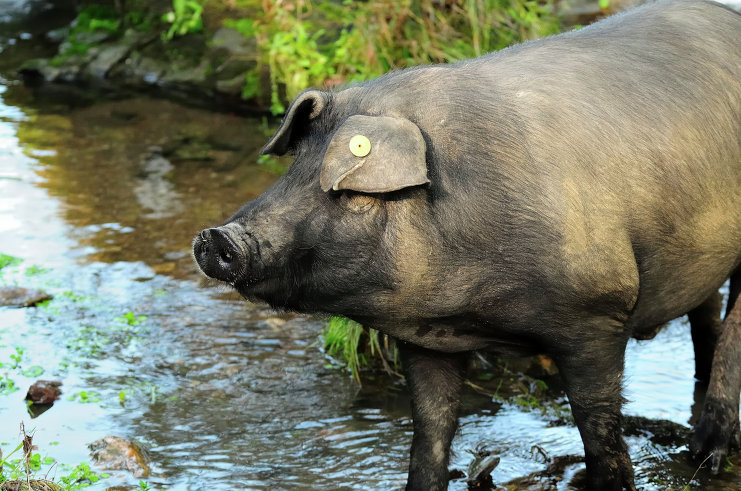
193, 227, 245, 282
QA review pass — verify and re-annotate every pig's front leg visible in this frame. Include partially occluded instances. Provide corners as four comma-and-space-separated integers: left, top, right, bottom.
399, 342, 468, 491
553, 330, 636, 491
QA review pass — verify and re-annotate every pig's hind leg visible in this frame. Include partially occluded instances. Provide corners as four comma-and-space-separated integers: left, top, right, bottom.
553, 326, 636, 491
690, 270, 741, 473
688, 290, 723, 384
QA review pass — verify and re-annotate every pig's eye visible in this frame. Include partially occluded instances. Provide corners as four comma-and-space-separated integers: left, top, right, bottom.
339, 191, 378, 213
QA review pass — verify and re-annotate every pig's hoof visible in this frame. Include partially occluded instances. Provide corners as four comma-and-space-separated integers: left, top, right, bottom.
690, 397, 740, 474
586, 453, 636, 491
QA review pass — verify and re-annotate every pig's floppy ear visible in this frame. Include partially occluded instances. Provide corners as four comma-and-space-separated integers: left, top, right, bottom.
319, 115, 429, 193
261, 90, 326, 156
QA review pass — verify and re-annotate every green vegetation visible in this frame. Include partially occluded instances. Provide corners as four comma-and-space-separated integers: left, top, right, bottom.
24, 265, 51, 277
116, 311, 148, 326
0, 434, 110, 489
68, 390, 102, 403
64, 310, 148, 358
0, 374, 20, 396
322, 316, 399, 383
0, 348, 26, 396
50, 2, 158, 67
229, 0, 560, 113
51, 4, 121, 66
9, 347, 23, 369
0, 253, 22, 271
58, 462, 110, 489
21, 365, 45, 378
162, 0, 205, 40
496, 374, 572, 422
43, 1, 562, 115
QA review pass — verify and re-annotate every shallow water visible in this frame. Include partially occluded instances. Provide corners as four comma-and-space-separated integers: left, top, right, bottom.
0, 2, 739, 490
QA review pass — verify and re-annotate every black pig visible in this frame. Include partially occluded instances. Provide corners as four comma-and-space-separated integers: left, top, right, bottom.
194, 1, 741, 489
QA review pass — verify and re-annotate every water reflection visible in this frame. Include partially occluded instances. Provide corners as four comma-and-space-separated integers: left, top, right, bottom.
2, 86, 280, 275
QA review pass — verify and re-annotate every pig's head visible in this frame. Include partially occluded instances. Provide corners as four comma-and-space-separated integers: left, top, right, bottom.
193, 88, 434, 319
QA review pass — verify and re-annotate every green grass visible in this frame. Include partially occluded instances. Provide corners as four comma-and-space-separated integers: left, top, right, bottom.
230, 0, 561, 114
322, 316, 399, 383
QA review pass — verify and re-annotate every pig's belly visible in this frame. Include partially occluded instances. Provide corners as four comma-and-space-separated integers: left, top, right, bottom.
625, 243, 739, 337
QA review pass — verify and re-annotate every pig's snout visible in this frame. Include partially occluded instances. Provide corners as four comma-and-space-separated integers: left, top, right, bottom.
193, 227, 246, 282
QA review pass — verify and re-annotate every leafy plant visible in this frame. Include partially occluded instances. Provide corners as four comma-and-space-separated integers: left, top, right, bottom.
0, 253, 22, 271
25, 265, 51, 277
21, 365, 45, 378
162, 0, 205, 41
0, 441, 25, 481
59, 462, 110, 489
1, 424, 110, 489
230, 0, 560, 114
323, 316, 399, 383
50, 4, 121, 66
116, 311, 147, 327
68, 391, 101, 404
9, 347, 23, 369
0, 374, 19, 396
76, 5, 121, 34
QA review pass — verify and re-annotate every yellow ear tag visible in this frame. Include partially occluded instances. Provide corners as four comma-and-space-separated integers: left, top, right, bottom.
349, 134, 371, 157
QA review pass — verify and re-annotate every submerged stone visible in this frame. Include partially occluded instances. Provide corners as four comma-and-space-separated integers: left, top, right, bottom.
89, 435, 151, 478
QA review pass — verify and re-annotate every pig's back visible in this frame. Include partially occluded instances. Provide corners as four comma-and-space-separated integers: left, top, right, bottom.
437, 0, 740, 332
341, 0, 740, 333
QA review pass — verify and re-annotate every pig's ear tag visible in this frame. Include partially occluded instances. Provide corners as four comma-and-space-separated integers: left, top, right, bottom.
320, 115, 429, 193
349, 135, 371, 157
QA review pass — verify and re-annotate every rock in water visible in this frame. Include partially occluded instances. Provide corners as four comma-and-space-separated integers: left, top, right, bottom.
0, 286, 52, 307
89, 435, 151, 478
25, 380, 62, 405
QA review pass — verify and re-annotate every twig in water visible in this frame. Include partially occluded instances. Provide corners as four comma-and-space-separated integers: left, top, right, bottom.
684, 453, 713, 490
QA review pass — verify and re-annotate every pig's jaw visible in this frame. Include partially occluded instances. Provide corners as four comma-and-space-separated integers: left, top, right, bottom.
233, 276, 279, 299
